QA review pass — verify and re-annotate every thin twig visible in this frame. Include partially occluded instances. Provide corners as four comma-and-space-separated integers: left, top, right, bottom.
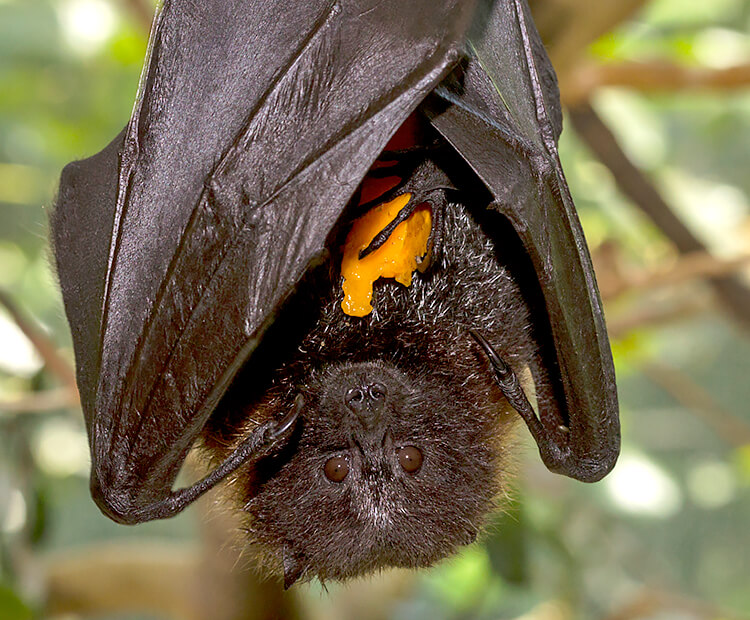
564, 61, 750, 104
644, 360, 750, 448
568, 101, 750, 329
0, 290, 77, 391
598, 250, 750, 301
0, 388, 80, 415
606, 296, 711, 338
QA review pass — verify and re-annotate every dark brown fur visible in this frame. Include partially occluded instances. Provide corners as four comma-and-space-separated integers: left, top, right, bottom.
201, 190, 548, 585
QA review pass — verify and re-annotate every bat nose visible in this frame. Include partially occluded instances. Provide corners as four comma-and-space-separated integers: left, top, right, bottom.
344, 382, 387, 428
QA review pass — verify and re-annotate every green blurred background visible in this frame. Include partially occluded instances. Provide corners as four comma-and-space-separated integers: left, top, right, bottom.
1, 0, 749, 618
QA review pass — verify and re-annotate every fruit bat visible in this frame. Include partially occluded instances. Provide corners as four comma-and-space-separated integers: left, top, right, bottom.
50, 0, 619, 585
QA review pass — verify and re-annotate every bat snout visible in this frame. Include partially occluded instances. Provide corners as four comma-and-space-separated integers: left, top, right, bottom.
344, 381, 387, 429
320, 361, 410, 434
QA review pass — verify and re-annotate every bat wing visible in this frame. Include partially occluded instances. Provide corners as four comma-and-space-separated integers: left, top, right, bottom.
52, 130, 125, 422
52, 0, 477, 523
426, 0, 619, 481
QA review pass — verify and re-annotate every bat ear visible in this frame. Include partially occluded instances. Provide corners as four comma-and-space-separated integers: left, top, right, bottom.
283, 546, 306, 589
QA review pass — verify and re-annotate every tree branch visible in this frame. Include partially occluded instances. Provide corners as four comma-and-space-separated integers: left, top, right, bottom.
44, 544, 200, 619
597, 250, 750, 301
532, 0, 650, 76
0, 290, 78, 391
568, 101, 750, 329
564, 61, 750, 104
606, 296, 711, 338
0, 388, 79, 415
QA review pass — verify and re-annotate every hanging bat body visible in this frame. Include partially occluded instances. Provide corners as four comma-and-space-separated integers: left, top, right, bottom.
203, 138, 545, 583
51, 0, 619, 587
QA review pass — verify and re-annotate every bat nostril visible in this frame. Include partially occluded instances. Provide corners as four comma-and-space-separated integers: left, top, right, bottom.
368, 382, 387, 400
346, 387, 365, 407
344, 382, 388, 419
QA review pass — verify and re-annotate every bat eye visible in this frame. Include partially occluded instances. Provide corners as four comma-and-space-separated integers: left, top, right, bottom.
324, 456, 350, 482
397, 446, 423, 473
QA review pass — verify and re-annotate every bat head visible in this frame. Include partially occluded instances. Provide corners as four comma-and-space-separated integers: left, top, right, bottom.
243, 360, 503, 585
203, 192, 546, 586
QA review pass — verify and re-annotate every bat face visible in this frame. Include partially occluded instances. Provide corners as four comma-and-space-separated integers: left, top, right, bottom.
203, 169, 545, 584
238, 358, 503, 585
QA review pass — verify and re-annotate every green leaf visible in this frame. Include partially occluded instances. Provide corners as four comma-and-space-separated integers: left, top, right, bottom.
0, 584, 33, 620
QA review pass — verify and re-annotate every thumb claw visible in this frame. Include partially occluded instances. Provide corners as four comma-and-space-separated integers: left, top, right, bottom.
470, 330, 510, 377
269, 394, 303, 440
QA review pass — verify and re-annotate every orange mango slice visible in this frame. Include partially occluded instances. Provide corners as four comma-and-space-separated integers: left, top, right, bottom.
341, 194, 431, 317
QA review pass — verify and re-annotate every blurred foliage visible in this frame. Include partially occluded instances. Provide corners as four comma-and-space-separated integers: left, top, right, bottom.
1, 0, 749, 619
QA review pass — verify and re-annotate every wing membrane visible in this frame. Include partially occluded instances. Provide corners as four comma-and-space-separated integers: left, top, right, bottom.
427, 0, 619, 481
54, 0, 476, 521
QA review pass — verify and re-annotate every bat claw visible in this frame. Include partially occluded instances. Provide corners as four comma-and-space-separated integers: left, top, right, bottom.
356, 154, 455, 259
470, 330, 510, 377
268, 394, 303, 441
471, 330, 579, 475
471, 329, 545, 434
